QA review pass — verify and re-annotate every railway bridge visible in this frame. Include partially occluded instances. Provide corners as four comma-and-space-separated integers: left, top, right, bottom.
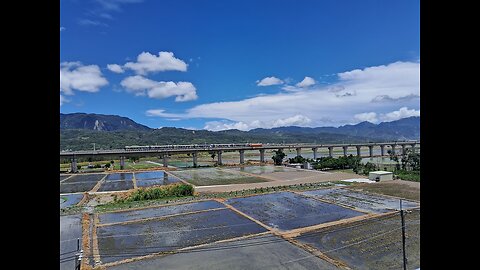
60, 141, 420, 172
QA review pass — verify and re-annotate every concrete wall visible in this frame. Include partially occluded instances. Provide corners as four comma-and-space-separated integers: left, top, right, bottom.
368, 171, 393, 181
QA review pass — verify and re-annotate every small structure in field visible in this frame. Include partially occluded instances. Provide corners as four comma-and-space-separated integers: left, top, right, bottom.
368, 171, 393, 182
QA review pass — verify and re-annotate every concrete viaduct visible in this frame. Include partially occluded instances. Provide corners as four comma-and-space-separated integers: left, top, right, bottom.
60, 141, 419, 172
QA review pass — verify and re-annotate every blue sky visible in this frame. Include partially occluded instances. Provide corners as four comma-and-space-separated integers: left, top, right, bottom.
60, 0, 420, 130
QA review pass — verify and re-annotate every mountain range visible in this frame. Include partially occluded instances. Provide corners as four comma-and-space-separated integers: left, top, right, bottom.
60, 113, 419, 151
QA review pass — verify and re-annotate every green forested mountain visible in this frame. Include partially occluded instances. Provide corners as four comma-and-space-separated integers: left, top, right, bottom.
60, 113, 151, 131
60, 113, 419, 151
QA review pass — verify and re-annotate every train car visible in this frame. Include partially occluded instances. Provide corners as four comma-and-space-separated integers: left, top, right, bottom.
248, 143, 263, 147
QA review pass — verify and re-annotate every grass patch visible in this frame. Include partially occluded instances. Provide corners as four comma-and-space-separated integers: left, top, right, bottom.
395, 170, 420, 182
110, 183, 195, 205
95, 195, 197, 213
60, 205, 84, 216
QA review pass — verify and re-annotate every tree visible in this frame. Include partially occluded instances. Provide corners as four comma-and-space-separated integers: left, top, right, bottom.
289, 155, 306, 164
272, 149, 286, 165
105, 163, 111, 169
209, 151, 216, 160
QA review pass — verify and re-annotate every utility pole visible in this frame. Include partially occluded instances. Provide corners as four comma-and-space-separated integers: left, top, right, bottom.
75, 237, 82, 270
400, 199, 407, 270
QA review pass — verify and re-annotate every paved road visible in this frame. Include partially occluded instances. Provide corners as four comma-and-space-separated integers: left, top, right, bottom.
60, 214, 82, 270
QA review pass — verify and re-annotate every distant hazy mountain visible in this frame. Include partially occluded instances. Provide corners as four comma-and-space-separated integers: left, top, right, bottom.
250, 117, 420, 141
60, 113, 151, 131
60, 113, 419, 151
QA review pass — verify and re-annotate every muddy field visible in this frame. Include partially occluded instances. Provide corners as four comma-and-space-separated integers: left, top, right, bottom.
227, 165, 297, 174
96, 208, 267, 264
295, 209, 420, 269
63, 173, 105, 183
302, 188, 419, 213
106, 173, 134, 181
106, 234, 339, 270
225, 192, 364, 230
169, 168, 268, 186
98, 201, 225, 224
258, 170, 330, 181
346, 180, 420, 201
60, 193, 84, 209
60, 181, 98, 194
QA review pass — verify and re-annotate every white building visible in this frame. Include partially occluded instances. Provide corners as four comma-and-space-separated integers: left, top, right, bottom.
369, 171, 393, 181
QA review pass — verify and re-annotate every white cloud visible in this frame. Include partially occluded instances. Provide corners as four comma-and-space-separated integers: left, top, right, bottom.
257, 76, 284, 86
78, 19, 108, 27
380, 107, 420, 122
204, 121, 252, 131
354, 112, 378, 123
60, 62, 108, 95
273, 115, 312, 127
123, 51, 187, 75
60, 26, 66, 32
121, 75, 197, 102
204, 115, 312, 131
60, 95, 69, 106
95, 0, 144, 11
296, 76, 316, 87
147, 61, 420, 127
281, 85, 302, 92
107, 64, 124, 73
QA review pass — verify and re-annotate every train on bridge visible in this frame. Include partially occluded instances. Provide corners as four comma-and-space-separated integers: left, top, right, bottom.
124, 143, 264, 151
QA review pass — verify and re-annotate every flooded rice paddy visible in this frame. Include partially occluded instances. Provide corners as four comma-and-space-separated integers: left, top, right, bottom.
60, 193, 84, 208
97, 208, 267, 264
302, 188, 419, 213
98, 200, 225, 224
225, 192, 364, 230
295, 209, 420, 269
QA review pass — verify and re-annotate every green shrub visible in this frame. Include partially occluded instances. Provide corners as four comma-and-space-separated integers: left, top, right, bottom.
126, 184, 194, 202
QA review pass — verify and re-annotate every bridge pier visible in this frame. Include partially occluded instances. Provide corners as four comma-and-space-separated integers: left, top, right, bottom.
380, 145, 385, 156
217, 151, 223, 165
192, 152, 198, 167
163, 155, 169, 167
239, 150, 245, 164
343, 146, 348, 156
312, 148, 318, 160
259, 149, 265, 163
296, 148, 302, 157
391, 145, 396, 155
369, 145, 373, 157
70, 156, 77, 173
120, 156, 125, 169
328, 147, 333, 157
410, 143, 416, 153
402, 144, 407, 156
356, 146, 361, 157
